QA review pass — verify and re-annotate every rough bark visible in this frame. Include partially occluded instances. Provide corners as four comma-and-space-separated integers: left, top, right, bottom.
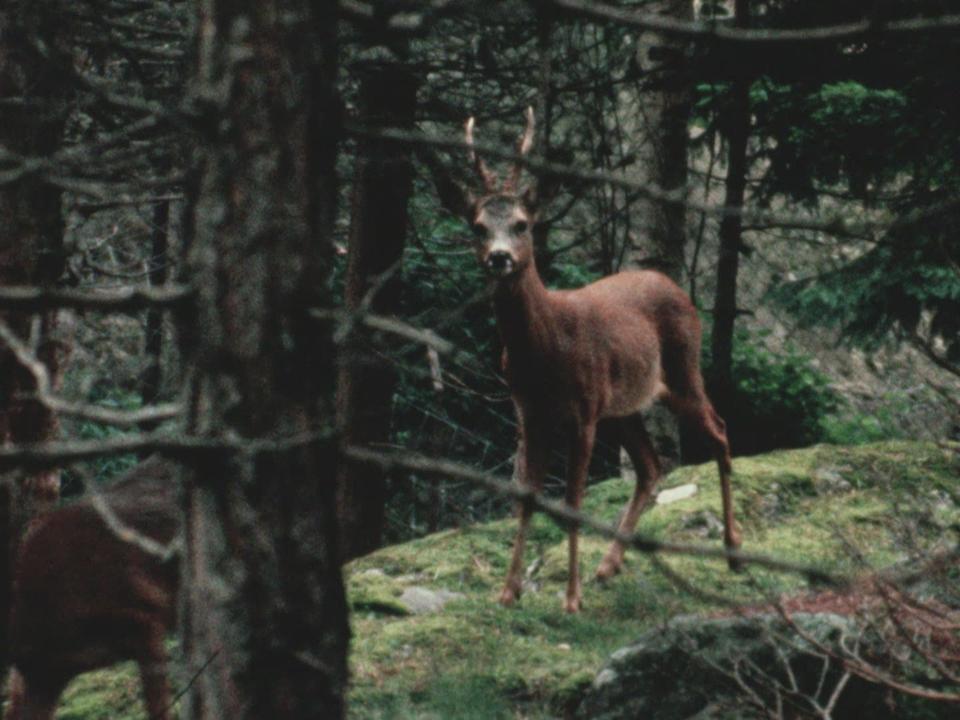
139, 199, 170, 444
710, 0, 751, 419
626, 0, 695, 283
179, 1, 348, 717
624, 0, 695, 471
0, 0, 71, 671
336, 56, 418, 561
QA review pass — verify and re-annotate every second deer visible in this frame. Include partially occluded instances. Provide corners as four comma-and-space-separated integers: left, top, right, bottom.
4, 457, 179, 720
461, 109, 742, 613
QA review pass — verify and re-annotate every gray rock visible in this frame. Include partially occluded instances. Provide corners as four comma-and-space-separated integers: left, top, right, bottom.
680, 509, 724, 539
578, 613, 929, 720
398, 586, 465, 615
813, 467, 853, 494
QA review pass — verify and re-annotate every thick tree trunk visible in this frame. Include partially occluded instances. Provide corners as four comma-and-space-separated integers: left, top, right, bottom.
624, 0, 695, 472
336, 57, 418, 561
710, 0, 751, 421
627, 0, 694, 283
179, 2, 348, 717
0, 2, 71, 671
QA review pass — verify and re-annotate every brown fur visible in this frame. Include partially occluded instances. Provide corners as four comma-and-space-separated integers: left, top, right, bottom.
5, 458, 179, 720
464, 112, 741, 613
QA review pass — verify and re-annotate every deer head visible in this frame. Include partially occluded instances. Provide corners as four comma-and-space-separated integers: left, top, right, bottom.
464, 108, 536, 278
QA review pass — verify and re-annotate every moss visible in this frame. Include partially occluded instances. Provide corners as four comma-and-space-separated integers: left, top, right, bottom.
347, 441, 955, 718
56, 663, 144, 720
40, 441, 956, 719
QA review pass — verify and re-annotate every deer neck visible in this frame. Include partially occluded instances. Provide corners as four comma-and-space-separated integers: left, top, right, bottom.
493, 262, 555, 357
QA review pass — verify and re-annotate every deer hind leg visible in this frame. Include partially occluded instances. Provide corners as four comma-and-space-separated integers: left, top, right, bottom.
668, 392, 742, 569
562, 422, 596, 614
596, 414, 660, 582
138, 627, 172, 720
499, 427, 548, 607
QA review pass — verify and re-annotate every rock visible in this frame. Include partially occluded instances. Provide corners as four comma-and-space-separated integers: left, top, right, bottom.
356, 568, 386, 578
578, 613, 923, 720
656, 483, 699, 505
759, 481, 783, 517
813, 467, 853, 494
398, 586, 465, 615
679, 509, 724, 539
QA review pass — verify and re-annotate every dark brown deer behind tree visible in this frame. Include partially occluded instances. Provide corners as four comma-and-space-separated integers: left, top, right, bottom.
5, 458, 179, 720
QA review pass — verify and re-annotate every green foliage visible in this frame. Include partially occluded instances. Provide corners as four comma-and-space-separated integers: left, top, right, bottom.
821, 407, 905, 446
703, 327, 840, 455
62, 388, 142, 496
768, 225, 960, 362
753, 79, 908, 202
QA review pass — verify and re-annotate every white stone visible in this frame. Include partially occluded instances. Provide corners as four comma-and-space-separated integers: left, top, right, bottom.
593, 668, 618, 689
655, 483, 698, 505
399, 586, 465, 615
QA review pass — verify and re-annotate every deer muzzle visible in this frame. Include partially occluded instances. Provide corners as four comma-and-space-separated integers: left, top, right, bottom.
485, 249, 516, 276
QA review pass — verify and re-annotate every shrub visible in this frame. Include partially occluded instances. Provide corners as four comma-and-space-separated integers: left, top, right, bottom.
701, 328, 840, 456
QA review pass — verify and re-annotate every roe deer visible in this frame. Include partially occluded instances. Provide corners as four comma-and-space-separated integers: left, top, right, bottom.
462, 108, 741, 613
4, 457, 179, 720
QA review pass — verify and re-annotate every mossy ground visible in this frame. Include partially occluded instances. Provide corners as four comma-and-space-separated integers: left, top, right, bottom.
348, 441, 957, 718
32, 441, 959, 719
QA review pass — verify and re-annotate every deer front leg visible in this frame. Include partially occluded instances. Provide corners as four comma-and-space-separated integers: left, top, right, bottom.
499, 426, 547, 607
563, 422, 596, 613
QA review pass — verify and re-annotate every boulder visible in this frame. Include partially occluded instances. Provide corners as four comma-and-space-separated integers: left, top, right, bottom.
578, 613, 920, 720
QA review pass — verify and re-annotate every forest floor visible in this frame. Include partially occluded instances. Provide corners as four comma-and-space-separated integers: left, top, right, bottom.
51, 440, 959, 719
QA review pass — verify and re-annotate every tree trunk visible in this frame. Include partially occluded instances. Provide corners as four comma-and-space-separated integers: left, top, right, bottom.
179, 1, 348, 717
710, 0, 751, 421
139, 199, 169, 439
624, 0, 695, 473
626, 0, 694, 283
0, 1, 71, 671
336, 55, 418, 561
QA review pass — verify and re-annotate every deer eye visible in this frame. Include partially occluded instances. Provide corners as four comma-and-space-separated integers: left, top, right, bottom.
471, 223, 487, 240
513, 221, 528, 234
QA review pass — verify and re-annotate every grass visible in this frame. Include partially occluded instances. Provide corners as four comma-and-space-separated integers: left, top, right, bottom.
347, 440, 957, 718
27, 440, 959, 719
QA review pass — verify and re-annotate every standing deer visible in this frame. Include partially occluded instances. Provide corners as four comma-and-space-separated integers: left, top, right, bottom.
4, 458, 179, 720
462, 108, 741, 613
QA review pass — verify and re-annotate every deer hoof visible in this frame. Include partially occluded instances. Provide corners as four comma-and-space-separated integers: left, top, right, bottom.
563, 595, 582, 614
727, 554, 746, 573
594, 558, 622, 583
498, 585, 521, 607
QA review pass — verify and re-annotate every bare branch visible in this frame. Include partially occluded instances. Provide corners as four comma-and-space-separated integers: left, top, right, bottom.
344, 445, 840, 583
0, 431, 333, 470
0, 284, 192, 312
0, 318, 181, 427
550, 0, 960, 43
351, 125, 960, 240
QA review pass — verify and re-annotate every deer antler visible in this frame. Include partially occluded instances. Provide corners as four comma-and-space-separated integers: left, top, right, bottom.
465, 116, 498, 193
503, 106, 535, 194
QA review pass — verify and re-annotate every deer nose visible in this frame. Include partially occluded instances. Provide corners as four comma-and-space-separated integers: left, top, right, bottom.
486, 250, 514, 273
